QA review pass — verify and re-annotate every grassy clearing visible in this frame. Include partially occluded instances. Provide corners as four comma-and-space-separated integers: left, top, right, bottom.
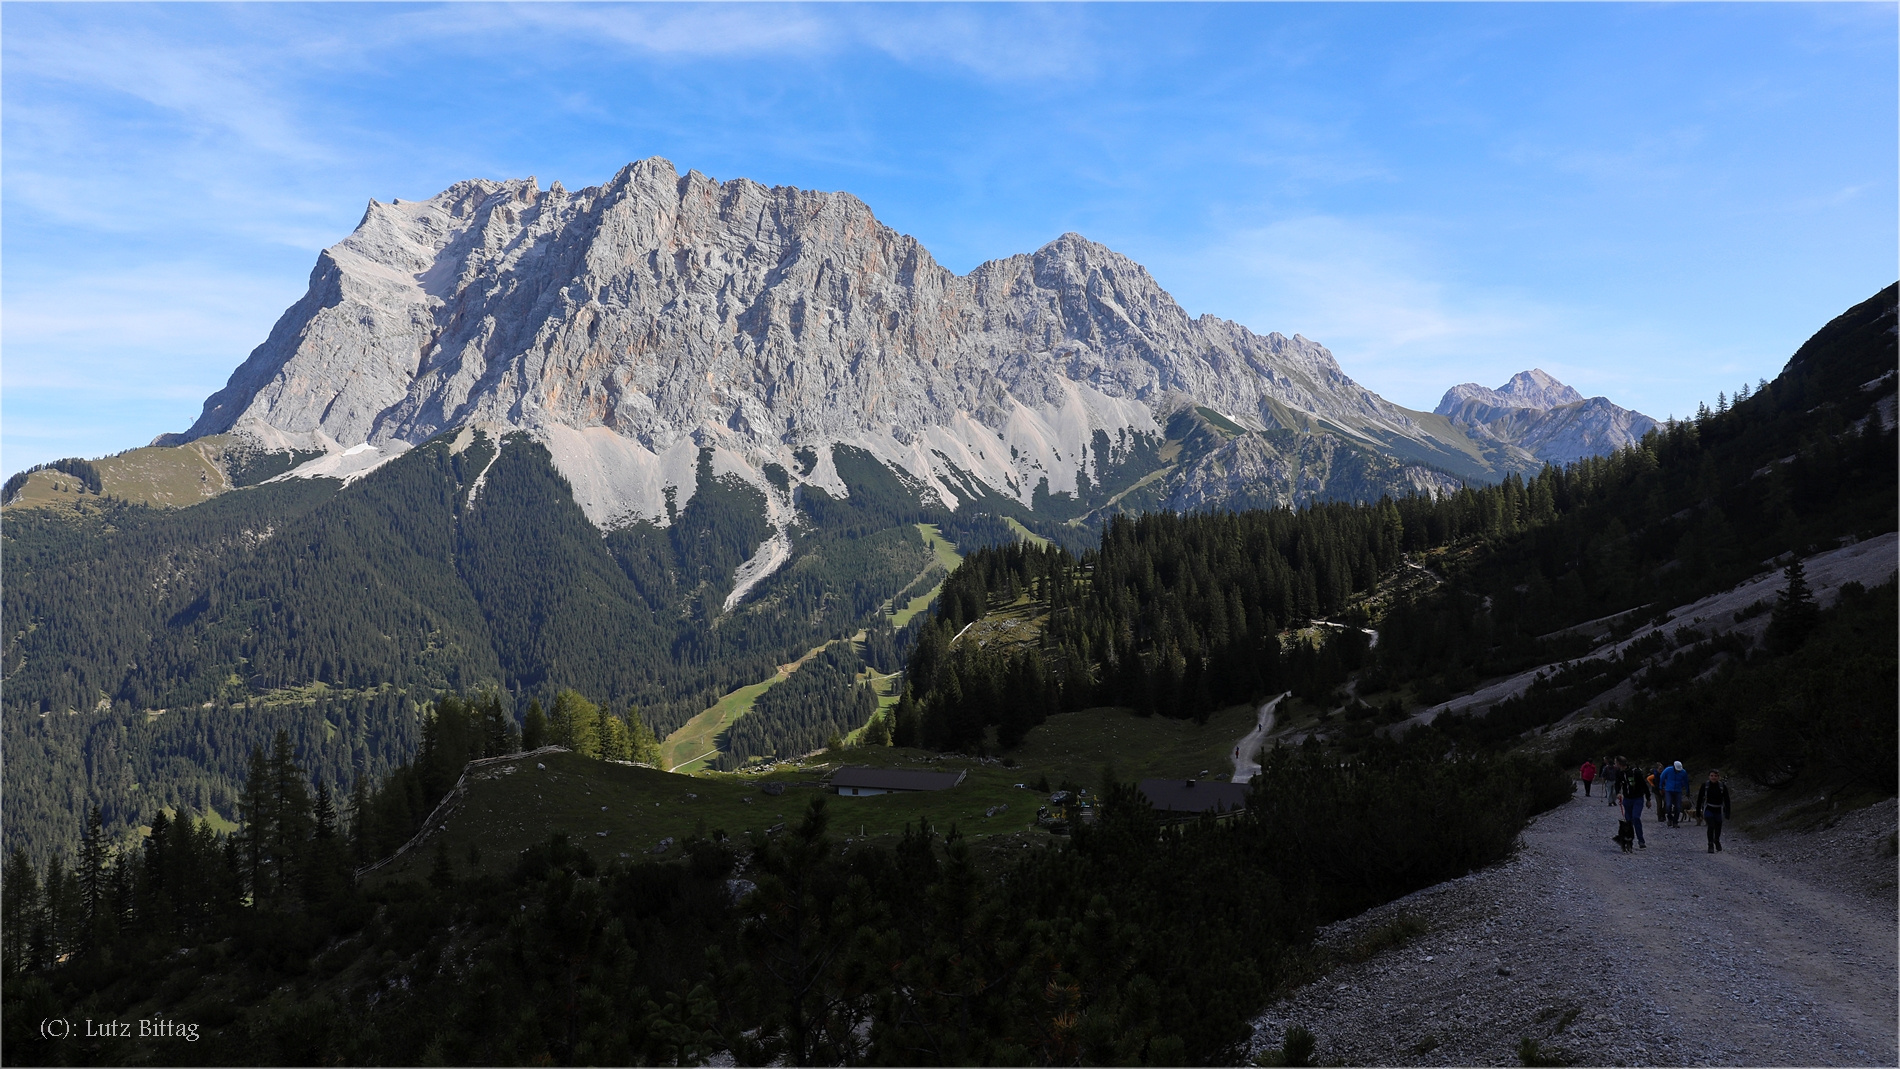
954, 595, 1049, 655
5, 441, 233, 511
1003, 516, 1050, 548
670, 645, 855, 772
665, 524, 961, 773
841, 668, 903, 746
660, 640, 845, 773
1011, 703, 1260, 788
374, 700, 1270, 884
95, 442, 230, 508
890, 523, 963, 628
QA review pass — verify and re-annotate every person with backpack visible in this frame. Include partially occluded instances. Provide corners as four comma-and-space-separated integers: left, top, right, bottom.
1616, 757, 1649, 849
1660, 761, 1689, 827
1580, 759, 1597, 797
1696, 769, 1733, 852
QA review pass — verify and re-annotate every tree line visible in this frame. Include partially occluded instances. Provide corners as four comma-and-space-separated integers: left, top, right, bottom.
898, 474, 1555, 748
713, 647, 878, 769
2, 457, 103, 501
3, 725, 1569, 1066
895, 286, 1897, 755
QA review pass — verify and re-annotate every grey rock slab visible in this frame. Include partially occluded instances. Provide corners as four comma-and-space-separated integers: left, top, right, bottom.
180, 158, 1512, 527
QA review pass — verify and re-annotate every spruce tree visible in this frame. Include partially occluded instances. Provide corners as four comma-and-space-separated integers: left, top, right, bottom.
237, 746, 270, 902
1768, 558, 1820, 653
522, 700, 549, 751
600, 713, 633, 762
550, 690, 603, 758
2, 849, 41, 974
346, 777, 373, 867
627, 706, 662, 765
266, 731, 314, 901
76, 806, 110, 951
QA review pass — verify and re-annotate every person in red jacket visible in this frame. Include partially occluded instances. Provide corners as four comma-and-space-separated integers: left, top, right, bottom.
1580, 759, 1597, 797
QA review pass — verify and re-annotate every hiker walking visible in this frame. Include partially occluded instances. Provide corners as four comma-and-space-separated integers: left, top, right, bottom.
1696, 769, 1733, 853
1660, 761, 1689, 827
1580, 759, 1597, 797
1616, 757, 1650, 849
1605, 757, 1619, 806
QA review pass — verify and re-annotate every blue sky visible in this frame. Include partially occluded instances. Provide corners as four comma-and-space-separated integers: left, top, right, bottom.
4, 2, 1894, 473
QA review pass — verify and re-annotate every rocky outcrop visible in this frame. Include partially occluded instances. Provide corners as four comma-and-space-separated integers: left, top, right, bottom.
1435, 369, 1657, 468
182, 158, 1506, 527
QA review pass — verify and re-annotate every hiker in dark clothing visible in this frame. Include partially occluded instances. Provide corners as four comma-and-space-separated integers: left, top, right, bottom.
1696, 769, 1733, 852
1616, 757, 1649, 848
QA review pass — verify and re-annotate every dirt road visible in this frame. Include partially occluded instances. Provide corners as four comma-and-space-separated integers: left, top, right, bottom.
1231, 693, 1288, 784
1249, 788, 1898, 1066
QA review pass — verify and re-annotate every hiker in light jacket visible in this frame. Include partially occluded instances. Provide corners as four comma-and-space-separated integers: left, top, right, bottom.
1660, 761, 1689, 827
1696, 769, 1733, 852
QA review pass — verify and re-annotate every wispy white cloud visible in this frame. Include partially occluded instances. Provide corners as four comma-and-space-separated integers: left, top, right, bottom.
1150, 214, 1752, 418
4, 14, 335, 164
1155, 216, 1557, 405
379, 3, 1102, 84
4, 263, 299, 396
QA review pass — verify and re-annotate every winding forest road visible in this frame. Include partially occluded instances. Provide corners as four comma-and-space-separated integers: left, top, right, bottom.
1231, 693, 1288, 785
1249, 790, 1899, 1066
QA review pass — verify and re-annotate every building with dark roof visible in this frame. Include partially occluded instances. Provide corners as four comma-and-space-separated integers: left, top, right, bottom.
1138, 777, 1249, 817
830, 766, 967, 797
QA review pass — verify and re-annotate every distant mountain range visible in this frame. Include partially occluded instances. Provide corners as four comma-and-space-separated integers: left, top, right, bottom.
0, 161, 1676, 864
1435, 369, 1656, 468
156, 159, 1660, 530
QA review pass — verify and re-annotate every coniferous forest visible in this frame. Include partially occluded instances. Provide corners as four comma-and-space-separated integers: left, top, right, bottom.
2, 437, 1043, 864
0, 284, 1893, 1065
715, 647, 878, 769
898, 285, 1897, 783
2, 715, 1570, 1066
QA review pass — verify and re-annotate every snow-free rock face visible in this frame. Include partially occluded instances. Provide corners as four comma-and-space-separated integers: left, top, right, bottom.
184, 158, 1502, 526
1435, 370, 1656, 468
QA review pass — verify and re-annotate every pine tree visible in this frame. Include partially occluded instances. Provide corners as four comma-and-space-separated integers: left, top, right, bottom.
600, 713, 633, 762
1768, 558, 1820, 653
627, 706, 662, 766
140, 811, 173, 935
313, 782, 338, 841
346, 777, 373, 867
522, 700, 549, 751
76, 806, 110, 952
2, 849, 41, 974
266, 731, 314, 901
237, 746, 270, 902
550, 690, 602, 758
892, 688, 923, 749
44, 858, 79, 964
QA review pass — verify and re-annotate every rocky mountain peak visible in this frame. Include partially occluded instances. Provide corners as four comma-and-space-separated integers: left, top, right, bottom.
1435, 368, 1585, 415
1434, 369, 1655, 468
176, 158, 1510, 529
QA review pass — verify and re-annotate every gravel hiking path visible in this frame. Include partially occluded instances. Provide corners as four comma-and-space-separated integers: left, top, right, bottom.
1248, 788, 1898, 1067
1232, 693, 1288, 784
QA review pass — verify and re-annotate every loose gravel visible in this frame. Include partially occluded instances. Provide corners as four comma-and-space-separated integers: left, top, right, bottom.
1246, 787, 1898, 1067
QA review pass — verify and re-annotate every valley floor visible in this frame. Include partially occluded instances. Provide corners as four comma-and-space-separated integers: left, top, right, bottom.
1247, 787, 1898, 1067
